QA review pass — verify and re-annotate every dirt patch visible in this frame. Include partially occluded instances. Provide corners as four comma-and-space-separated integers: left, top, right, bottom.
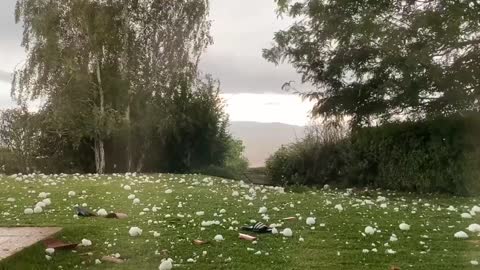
0, 227, 62, 260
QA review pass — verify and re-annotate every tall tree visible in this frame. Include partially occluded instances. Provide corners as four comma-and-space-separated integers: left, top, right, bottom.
264, 0, 480, 126
13, 0, 211, 173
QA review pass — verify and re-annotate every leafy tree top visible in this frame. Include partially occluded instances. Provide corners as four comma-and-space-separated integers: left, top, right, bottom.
264, 0, 480, 126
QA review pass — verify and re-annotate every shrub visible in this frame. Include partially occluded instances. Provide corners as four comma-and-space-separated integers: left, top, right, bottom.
266, 114, 480, 195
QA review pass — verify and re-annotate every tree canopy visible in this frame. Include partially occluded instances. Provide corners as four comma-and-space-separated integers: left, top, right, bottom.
264, 0, 480, 126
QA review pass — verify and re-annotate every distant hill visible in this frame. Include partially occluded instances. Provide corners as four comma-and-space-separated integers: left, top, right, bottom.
228, 121, 305, 167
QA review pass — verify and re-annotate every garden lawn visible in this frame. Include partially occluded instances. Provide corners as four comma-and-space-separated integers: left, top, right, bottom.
0, 173, 479, 270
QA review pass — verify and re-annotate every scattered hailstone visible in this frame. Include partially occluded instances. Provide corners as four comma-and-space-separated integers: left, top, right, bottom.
334, 204, 343, 212
232, 191, 239, 197
258, 207, 267, 214
45, 248, 55, 255
123, 185, 132, 191
81, 239, 92, 246
196, 211, 205, 216
34, 206, 43, 214
281, 228, 293, 237
97, 209, 108, 217
133, 198, 140, 204
214, 235, 224, 242
306, 217, 316, 226
129, 227, 143, 237
471, 260, 479, 266
364, 226, 376, 235
42, 198, 51, 206
24, 208, 34, 215
454, 231, 469, 239
6, 198, 15, 202
399, 223, 411, 231
128, 194, 136, 200
272, 227, 278, 234
68, 191, 76, 197
159, 258, 173, 270
95, 259, 102, 264
153, 232, 160, 238
461, 213, 472, 219
219, 209, 226, 214
165, 189, 173, 194
467, 224, 480, 233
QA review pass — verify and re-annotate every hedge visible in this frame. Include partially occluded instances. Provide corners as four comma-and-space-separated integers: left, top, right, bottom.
266, 114, 480, 195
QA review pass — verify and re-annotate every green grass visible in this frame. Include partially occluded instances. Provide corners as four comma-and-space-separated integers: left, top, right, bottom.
0, 173, 479, 269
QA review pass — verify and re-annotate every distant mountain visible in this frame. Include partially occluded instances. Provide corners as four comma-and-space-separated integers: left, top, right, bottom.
228, 121, 305, 168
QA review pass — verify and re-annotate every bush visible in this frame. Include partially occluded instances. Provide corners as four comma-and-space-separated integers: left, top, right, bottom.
266, 114, 480, 195
350, 114, 480, 195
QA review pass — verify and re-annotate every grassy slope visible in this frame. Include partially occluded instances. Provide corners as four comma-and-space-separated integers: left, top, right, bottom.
0, 174, 478, 270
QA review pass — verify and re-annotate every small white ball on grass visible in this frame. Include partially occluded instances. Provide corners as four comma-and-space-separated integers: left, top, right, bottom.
467, 224, 480, 233
123, 185, 132, 191
129, 227, 142, 237
461, 213, 472, 219
364, 226, 375, 235
133, 198, 140, 204
81, 239, 92, 246
454, 231, 469, 239
159, 258, 173, 270
45, 248, 55, 255
34, 206, 43, 214
97, 209, 108, 217
214, 234, 224, 242
68, 191, 76, 197
281, 228, 293, 237
306, 217, 316, 226
399, 223, 410, 231
258, 207, 267, 214
24, 208, 34, 215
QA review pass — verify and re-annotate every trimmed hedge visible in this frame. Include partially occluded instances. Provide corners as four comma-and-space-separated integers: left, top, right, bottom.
266, 114, 480, 195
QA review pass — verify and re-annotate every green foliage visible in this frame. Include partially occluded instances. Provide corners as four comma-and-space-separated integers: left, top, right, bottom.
265, 0, 480, 126
266, 115, 480, 195
350, 114, 480, 195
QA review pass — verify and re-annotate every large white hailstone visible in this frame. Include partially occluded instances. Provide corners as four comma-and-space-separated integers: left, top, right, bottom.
454, 231, 469, 239
471, 260, 479, 265
306, 217, 316, 226
461, 213, 472, 219
38, 192, 48, 199
258, 207, 268, 214
271, 227, 278, 234
36, 202, 46, 208
214, 234, 224, 242
129, 227, 143, 237
97, 209, 108, 217
81, 239, 92, 246
281, 228, 293, 237
219, 209, 227, 214
334, 204, 344, 212
133, 198, 140, 204
232, 191, 239, 197
364, 226, 376, 235
34, 206, 43, 214
42, 198, 51, 206
45, 248, 55, 255
158, 258, 173, 270
128, 194, 136, 200
467, 224, 480, 233
24, 208, 34, 215
386, 249, 396, 254
123, 185, 132, 191
446, 205, 457, 211
472, 206, 480, 213
196, 211, 205, 216
390, 234, 398, 242
68, 191, 76, 197
165, 189, 173, 194
399, 223, 411, 231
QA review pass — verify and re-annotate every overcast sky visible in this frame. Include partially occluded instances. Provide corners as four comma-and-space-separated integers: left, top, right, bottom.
0, 0, 313, 126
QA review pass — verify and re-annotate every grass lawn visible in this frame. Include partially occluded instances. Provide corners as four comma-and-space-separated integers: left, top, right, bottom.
0, 173, 479, 270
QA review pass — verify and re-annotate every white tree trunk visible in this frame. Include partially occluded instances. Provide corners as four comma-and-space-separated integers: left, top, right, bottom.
95, 57, 106, 174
